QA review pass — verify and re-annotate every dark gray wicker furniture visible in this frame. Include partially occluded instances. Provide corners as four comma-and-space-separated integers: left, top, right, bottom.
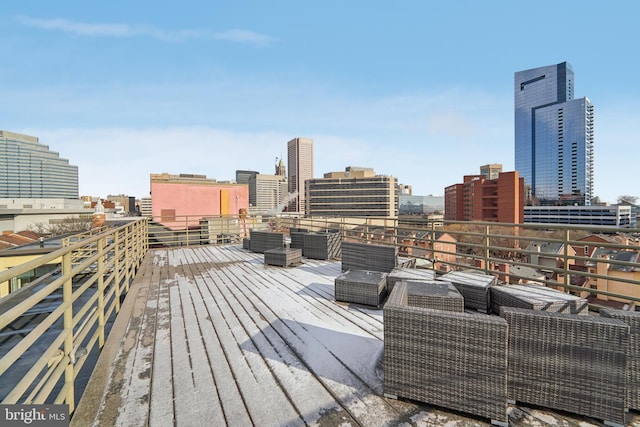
386, 268, 436, 293
500, 307, 629, 425
334, 270, 387, 307
242, 238, 250, 250
249, 231, 286, 253
490, 283, 588, 315
264, 247, 302, 267
303, 231, 341, 260
384, 281, 508, 423
289, 228, 309, 249
403, 280, 464, 312
601, 308, 640, 411
438, 271, 496, 312
341, 241, 397, 273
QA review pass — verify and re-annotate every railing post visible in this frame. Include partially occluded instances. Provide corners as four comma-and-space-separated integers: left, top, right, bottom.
125, 227, 132, 293
114, 230, 121, 313
97, 237, 105, 348
484, 224, 490, 274
185, 215, 190, 247
563, 228, 570, 294
62, 251, 75, 413
430, 221, 437, 272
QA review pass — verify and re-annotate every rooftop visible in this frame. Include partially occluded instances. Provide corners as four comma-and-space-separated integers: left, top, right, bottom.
72, 245, 640, 426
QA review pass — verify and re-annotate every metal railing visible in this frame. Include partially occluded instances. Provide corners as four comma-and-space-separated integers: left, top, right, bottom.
0, 219, 148, 413
141, 213, 640, 307
1, 212, 638, 419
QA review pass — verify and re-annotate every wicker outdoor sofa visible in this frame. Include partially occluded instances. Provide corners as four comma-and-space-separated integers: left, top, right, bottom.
500, 307, 629, 425
601, 308, 640, 412
383, 281, 509, 424
383, 280, 636, 425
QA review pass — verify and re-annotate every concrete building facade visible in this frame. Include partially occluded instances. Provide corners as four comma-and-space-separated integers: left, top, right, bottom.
524, 205, 634, 227
305, 167, 397, 218
248, 174, 288, 214
150, 173, 249, 228
287, 137, 313, 214
0, 130, 79, 199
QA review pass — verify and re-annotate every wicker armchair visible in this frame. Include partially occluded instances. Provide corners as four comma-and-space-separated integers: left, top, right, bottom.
500, 307, 629, 425
383, 281, 508, 423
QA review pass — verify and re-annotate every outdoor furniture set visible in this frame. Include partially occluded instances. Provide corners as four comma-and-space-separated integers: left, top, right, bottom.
382, 277, 637, 426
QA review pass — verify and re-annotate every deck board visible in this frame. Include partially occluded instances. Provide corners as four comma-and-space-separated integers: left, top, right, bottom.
73, 245, 640, 427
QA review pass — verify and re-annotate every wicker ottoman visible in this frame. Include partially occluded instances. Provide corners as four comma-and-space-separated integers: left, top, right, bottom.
335, 269, 387, 307
264, 248, 302, 267
404, 280, 464, 312
386, 268, 436, 293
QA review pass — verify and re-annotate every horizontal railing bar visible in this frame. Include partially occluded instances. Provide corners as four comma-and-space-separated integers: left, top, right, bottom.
2, 330, 68, 404
0, 299, 69, 376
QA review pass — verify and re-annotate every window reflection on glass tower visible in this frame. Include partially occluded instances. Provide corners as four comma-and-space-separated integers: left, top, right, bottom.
514, 62, 594, 206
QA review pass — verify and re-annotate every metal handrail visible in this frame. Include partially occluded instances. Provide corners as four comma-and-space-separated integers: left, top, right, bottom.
1, 212, 638, 418
0, 218, 148, 413
141, 213, 639, 306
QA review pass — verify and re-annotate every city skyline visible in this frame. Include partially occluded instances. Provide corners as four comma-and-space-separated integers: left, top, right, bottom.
2, 1, 638, 202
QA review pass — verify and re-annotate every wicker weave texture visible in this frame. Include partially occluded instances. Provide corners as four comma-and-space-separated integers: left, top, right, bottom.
384, 282, 508, 422
490, 284, 588, 315
303, 231, 341, 260
334, 269, 387, 307
289, 231, 307, 249
386, 268, 436, 292
404, 280, 464, 312
341, 241, 397, 273
501, 307, 629, 424
438, 271, 495, 312
601, 308, 640, 411
249, 231, 286, 253
264, 248, 302, 267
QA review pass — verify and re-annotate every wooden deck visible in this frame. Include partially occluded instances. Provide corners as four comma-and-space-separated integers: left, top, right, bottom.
72, 245, 640, 427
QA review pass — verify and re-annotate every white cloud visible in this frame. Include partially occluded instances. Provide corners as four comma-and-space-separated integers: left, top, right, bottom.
212, 29, 275, 46
15, 16, 275, 46
426, 111, 476, 138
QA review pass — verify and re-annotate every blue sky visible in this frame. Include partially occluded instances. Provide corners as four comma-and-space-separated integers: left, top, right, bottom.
2, 1, 638, 203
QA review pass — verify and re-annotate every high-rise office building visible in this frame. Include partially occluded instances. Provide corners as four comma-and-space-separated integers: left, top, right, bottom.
514, 62, 594, 206
235, 170, 259, 185
305, 167, 397, 217
0, 130, 79, 199
287, 137, 313, 213
248, 173, 288, 214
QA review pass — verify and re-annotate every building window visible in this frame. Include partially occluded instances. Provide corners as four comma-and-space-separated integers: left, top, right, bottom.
161, 209, 176, 222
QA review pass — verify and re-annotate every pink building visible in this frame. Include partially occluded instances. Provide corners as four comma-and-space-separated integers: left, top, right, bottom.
150, 173, 249, 228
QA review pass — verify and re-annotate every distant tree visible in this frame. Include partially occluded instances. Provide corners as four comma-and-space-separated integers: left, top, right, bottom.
28, 216, 92, 237
617, 195, 638, 205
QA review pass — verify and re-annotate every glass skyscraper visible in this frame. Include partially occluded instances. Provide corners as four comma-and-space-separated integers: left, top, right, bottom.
0, 130, 79, 199
514, 62, 594, 206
